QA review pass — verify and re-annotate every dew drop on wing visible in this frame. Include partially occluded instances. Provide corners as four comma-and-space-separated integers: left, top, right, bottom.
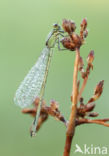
14, 47, 50, 108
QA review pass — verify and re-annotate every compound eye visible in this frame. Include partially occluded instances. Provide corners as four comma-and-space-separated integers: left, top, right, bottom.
53, 23, 58, 28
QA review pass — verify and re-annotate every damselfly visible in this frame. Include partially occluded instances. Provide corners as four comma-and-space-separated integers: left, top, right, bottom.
14, 24, 64, 136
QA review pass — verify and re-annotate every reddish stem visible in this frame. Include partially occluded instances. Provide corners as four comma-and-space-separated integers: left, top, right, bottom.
78, 76, 88, 101
63, 48, 80, 156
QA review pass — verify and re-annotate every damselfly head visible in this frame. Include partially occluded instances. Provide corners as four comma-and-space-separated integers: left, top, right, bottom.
53, 23, 60, 29
53, 23, 64, 32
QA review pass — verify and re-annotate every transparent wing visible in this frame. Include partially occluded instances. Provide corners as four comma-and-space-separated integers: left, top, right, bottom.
14, 47, 50, 108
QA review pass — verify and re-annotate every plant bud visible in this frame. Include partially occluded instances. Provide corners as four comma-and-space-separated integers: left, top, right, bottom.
81, 18, 87, 30
60, 37, 76, 51
94, 80, 104, 96
50, 100, 59, 110
83, 29, 88, 38
62, 19, 76, 34
87, 50, 94, 64
70, 21, 76, 32
79, 56, 84, 70
85, 103, 95, 112
88, 112, 99, 117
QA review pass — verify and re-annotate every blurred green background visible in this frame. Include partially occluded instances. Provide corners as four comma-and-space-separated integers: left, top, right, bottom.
0, 0, 109, 155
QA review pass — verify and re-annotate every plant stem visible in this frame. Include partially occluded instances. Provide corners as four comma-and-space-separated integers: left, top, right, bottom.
77, 76, 88, 101
63, 48, 80, 156
76, 118, 109, 127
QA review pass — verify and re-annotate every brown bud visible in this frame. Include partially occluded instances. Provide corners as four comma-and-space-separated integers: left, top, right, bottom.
88, 112, 99, 117
62, 19, 76, 34
79, 56, 84, 70
60, 37, 76, 51
85, 103, 95, 112
87, 50, 94, 64
80, 98, 85, 107
71, 33, 80, 43
80, 97, 84, 103
70, 33, 82, 48
81, 18, 87, 30
50, 100, 59, 110
94, 80, 104, 97
88, 98, 95, 103
78, 57, 87, 78
88, 80, 104, 103
83, 29, 88, 38
34, 97, 40, 108
22, 108, 36, 117
70, 21, 76, 32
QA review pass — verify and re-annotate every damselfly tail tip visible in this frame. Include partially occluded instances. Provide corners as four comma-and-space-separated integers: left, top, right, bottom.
30, 131, 36, 137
